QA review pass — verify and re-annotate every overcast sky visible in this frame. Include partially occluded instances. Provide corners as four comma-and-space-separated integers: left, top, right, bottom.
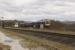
0, 0, 75, 21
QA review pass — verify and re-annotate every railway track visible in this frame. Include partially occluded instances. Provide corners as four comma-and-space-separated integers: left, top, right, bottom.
4, 27, 75, 47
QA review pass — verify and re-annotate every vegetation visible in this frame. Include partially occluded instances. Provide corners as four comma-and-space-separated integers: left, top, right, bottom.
0, 28, 75, 50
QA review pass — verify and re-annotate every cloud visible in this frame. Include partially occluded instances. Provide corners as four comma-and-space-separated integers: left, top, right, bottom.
0, 0, 75, 21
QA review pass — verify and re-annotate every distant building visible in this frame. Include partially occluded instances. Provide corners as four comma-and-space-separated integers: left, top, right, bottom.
40, 24, 44, 29
32, 22, 44, 29
39, 19, 51, 28
14, 22, 19, 27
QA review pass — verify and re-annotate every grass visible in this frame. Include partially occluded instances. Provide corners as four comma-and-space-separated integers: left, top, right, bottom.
0, 28, 75, 50
5, 27, 75, 35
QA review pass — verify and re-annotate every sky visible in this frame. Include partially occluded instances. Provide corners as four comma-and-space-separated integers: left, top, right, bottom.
0, 0, 75, 21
